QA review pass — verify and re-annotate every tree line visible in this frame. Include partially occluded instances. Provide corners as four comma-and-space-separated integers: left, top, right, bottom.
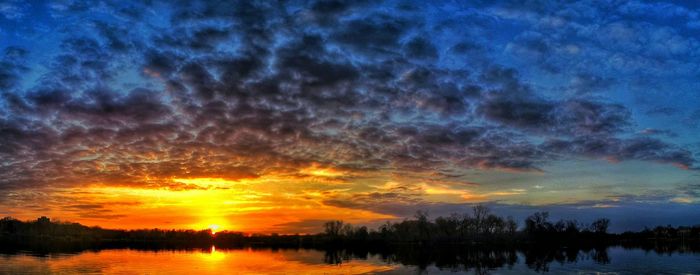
320, 206, 613, 245
1, 205, 699, 249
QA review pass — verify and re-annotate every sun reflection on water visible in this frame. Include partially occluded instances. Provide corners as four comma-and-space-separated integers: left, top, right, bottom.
201, 246, 226, 262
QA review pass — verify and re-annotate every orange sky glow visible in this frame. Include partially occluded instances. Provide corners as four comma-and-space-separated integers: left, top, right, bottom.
1, 164, 537, 233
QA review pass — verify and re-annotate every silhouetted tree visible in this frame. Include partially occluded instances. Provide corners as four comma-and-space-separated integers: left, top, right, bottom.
341, 223, 354, 237
591, 218, 610, 234
564, 220, 579, 234
506, 216, 518, 235
415, 211, 431, 241
525, 212, 552, 235
435, 214, 459, 240
324, 220, 344, 237
472, 205, 490, 235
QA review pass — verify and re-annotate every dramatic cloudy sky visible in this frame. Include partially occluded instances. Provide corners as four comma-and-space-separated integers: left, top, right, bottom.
1, 0, 699, 232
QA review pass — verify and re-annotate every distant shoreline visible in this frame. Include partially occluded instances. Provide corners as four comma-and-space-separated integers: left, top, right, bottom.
3, 206, 700, 252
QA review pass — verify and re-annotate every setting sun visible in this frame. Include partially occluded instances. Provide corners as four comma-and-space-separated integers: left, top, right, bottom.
209, 225, 221, 235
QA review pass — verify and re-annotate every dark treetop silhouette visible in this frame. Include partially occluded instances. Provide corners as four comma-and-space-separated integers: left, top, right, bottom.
2, 205, 699, 253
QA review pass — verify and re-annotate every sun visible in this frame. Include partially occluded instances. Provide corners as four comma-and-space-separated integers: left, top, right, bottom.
209, 224, 221, 235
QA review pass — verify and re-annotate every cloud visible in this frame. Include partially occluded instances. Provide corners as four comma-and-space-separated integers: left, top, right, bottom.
272, 219, 333, 233
0, 0, 696, 194
0, 47, 28, 92
477, 71, 631, 137
332, 14, 410, 56
0, 0, 29, 20
543, 136, 695, 169
638, 128, 678, 138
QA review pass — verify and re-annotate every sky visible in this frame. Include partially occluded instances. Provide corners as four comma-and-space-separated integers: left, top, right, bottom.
0, 0, 699, 233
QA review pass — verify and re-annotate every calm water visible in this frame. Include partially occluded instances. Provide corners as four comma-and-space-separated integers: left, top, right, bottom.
1, 246, 699, 274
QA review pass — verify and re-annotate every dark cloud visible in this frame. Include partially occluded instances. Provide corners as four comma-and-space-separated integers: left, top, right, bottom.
479, 69, 629, 138
276, 35, 360, 89
156, 25, 233, 52
479, 92, 554, 131
142, 50, 181, 78
544, 136, 695, 169
0, 0, 696, 197
332, 14, 410, 55
403, 36, 439, 59
307, 0, 368, 27
0, 47, 28, 91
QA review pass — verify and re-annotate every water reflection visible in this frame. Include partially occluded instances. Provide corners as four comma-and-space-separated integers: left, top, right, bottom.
0, 244, 699, 274
0, 247, 393, 274
520, 247, 609, 272
325, 247, 520, 274
324, 246, 613, 274
200, 245, 226, 262
313, 244, 700, 274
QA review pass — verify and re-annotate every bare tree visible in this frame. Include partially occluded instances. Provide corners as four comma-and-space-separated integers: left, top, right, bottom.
506, 216, 518, 234
525, 212, 551, 234
590, 218, 610, 234
324, 220, 344, 237
473, 205, 490, 234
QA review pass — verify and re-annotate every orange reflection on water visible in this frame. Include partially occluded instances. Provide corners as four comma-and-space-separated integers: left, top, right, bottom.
200, 246, 226, 262
0, 248, 397, 275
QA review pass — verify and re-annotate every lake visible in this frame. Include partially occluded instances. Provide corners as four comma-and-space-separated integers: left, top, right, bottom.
1, 246, 699, 274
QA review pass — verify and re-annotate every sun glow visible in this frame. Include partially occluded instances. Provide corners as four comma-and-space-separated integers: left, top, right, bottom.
301, 163, 346, 177
41, 180, 393, 233
172, 177, 249, 188
200, 245, 226, 262
209, 224, 221, 234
